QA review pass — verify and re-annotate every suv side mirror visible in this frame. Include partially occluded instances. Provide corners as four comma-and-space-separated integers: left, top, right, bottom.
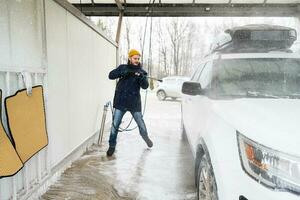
181, 81, 202, 96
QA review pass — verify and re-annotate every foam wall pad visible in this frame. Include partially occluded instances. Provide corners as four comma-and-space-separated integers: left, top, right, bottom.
0, 90, 23, 178
5, 86, 48, 163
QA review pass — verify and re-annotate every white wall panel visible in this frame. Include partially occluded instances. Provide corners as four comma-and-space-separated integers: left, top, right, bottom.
6, 0, 43, 68
45, 0, 71, 169
67, 12, 94, 150
92, 31, 116, 132
0, 0, 116, 199
0, 0, 44, 68
0, 1, 10, 67
46, 0, 116, 169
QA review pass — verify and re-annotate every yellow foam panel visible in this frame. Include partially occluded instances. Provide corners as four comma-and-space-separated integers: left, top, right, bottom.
5, 86, 48, 163
0, 90, 23, 178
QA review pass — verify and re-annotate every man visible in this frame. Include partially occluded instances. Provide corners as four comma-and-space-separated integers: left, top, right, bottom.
106, 49, 153, 157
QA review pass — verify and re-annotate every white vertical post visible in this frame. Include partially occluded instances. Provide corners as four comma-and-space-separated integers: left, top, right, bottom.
5, 72, 10, 95
34, 73, 43, 183
12, 178, 17, 200
5, 72, 17, 200
35, 73, 38, 84
17, 72, 29, 196
41, 0, 51, 177
23, 166, 29, 196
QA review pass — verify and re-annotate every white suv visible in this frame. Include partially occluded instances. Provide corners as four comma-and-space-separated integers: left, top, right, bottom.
181, 25, 300, 200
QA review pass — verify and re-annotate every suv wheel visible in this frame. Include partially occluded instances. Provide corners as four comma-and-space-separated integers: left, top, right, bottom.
157, 90, 166, 101
197, 154, 218, 200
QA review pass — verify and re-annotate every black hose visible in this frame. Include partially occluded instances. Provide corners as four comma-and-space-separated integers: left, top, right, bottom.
108, 89, 148, 132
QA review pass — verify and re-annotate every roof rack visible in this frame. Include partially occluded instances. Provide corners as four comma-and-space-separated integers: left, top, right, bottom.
210, 24, 297, 53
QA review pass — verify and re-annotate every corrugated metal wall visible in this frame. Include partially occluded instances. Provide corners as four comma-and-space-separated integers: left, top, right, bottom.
0, 0, 116, 199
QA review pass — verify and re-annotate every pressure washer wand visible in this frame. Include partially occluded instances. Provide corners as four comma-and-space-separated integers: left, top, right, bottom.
146, 76, 162, 82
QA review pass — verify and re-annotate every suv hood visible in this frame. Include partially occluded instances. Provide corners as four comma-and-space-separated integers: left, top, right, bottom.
212, 99, 300, 156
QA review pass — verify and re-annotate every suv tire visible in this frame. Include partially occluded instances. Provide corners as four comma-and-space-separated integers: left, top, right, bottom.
197, 154, 218, 200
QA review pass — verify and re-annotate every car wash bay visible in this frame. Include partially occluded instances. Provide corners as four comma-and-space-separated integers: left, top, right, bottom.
0, 0, 300, 200
41, 92, 196, 200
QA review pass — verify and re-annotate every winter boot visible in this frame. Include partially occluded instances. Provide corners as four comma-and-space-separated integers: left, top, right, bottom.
106, 146, 115, 157
142, 136, 153, 148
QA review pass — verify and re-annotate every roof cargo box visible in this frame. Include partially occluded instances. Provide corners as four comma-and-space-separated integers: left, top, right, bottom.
211, 24, 297, 53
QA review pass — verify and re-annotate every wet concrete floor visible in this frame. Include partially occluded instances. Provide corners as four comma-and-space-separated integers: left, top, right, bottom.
41, 92, 196, 200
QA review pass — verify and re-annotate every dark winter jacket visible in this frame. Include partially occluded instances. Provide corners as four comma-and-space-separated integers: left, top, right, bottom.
109, 64, 149, 112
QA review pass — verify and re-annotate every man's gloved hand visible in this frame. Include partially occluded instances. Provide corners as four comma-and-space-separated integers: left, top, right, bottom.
137, 72, 149, 89
134, 72, 142, 77
133, 69, 146, 77
137, 72, 147, 81
121, 68, 146, 79
121, 68, 134, 77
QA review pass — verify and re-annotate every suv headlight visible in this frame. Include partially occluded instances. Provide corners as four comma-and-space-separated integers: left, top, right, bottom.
237, 132, 300, 195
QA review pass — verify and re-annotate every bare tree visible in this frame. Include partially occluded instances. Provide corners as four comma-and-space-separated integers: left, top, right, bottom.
156, 19, 168, 77
180, 22, 197, 76
167, 18, 189, 76
125, 19, 131, 53
96, 19, 106, 32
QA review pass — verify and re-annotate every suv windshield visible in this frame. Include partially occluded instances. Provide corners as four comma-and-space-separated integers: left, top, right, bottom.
213, 58, 300, 99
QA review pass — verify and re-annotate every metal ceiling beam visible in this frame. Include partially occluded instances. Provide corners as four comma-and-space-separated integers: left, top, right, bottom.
72, 3, 300, 17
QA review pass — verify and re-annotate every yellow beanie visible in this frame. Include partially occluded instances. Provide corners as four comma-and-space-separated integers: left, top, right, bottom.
128, 49, 141, 58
